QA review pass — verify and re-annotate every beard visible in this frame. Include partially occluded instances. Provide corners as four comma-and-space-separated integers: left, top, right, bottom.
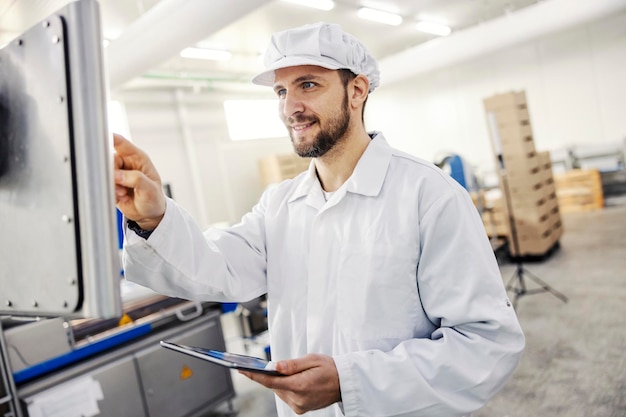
288, 92, 351, 158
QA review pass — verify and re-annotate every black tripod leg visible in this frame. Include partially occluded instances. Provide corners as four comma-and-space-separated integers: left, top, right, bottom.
505, 265, 526, 308
521, 267, 568, 303
504, 263, 567, 306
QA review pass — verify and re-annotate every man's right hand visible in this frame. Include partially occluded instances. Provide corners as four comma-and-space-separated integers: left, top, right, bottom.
113, 133, 166, 231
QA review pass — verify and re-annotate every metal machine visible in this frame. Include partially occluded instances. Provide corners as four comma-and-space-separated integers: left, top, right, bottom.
2, 291, 235, 417
0, 2, 235, 416
435, 153, 481, 194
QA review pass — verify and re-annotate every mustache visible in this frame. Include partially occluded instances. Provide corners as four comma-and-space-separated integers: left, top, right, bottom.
287, 114, 318, 125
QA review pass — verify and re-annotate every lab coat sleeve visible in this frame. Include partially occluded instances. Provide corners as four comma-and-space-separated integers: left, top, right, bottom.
334, 189, 525, 417
122, 195, 269, 303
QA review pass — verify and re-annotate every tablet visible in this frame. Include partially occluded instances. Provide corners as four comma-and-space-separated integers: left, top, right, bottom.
160, 341, 283, 376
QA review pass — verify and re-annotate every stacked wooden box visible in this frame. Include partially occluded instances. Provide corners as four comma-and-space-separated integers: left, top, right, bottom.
483, 91, 563, 257
478, 188, 511, 239
258, 153, 311, 188
554, 169, 604, 213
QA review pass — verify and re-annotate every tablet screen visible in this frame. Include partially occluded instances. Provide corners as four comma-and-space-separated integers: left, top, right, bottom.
160, 341, 282, 375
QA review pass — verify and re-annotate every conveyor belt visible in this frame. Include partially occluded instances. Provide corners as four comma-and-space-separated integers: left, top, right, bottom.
11, 295, 222, 385
70, 295, 188, 341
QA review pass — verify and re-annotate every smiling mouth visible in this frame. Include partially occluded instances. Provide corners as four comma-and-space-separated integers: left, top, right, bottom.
290, 121, 316, 135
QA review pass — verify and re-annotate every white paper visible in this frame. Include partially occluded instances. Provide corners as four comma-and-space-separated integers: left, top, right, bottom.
27, 376, 104, 417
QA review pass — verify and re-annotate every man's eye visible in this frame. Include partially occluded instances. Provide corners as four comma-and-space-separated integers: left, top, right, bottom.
276, 89, 286, 98
302, 82, 315, 89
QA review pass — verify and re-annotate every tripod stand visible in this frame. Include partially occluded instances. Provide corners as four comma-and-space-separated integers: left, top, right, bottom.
500, 173, 568, 308
505, 260, 568, 308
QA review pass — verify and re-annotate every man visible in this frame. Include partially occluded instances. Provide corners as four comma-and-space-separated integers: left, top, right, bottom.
115, 22, 525, 417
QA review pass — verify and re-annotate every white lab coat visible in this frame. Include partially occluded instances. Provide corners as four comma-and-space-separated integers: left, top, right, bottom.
124, 132, 525, 417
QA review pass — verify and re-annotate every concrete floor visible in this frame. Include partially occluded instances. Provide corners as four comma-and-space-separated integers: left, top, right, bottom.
211, 202, 626, 417
476, 201, 626, 417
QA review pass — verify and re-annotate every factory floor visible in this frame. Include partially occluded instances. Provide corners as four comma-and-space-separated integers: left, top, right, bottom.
209, 199, 626, 417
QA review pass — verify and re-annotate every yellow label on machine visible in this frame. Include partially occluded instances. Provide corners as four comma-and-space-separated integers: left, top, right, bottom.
118, 313, 133, 326
180, 365, 193, 380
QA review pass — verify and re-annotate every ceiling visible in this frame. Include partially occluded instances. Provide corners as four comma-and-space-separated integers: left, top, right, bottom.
1, 0, 624, 93
0, 0, 541, 91
137, 0, 541, 82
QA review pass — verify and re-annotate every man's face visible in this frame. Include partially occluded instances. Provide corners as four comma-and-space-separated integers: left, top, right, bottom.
273, 66, 351, 158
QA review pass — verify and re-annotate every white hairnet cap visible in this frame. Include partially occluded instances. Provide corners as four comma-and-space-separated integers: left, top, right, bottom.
252, 22, 380, 93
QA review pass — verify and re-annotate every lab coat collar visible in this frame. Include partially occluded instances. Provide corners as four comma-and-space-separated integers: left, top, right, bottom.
346, 131, 390, 197
288, 131, 391, 204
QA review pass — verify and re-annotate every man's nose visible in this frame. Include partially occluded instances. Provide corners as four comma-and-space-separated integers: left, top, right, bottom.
281, 92, 304, 119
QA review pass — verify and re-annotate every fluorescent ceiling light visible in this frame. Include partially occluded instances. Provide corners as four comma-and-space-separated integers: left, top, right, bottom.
357, 7, 403, 26
282, 0, 335, 11
180, 47, 232, 61
416, 20, 452, 37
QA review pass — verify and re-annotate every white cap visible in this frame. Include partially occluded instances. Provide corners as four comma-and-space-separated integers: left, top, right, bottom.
252, 22, 380, 93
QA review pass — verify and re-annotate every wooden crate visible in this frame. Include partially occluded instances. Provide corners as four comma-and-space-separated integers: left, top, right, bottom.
554, 169, 604, 213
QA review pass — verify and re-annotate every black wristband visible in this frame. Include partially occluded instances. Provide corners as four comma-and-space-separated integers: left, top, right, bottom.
127, 220, 154, 240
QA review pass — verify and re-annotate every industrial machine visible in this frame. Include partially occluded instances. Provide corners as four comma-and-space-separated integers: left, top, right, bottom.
0, 1, 235, 415
1, 290, 235, 417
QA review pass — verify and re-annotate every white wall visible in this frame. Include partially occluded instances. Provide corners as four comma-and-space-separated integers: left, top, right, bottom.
116, 88, 289, 227
116, 10, 626, 226
368, 10, 626, 178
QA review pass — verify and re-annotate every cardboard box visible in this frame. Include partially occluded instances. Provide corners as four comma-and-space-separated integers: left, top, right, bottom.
510, 188, 547, 210
502, 169, 544, 194
483, 91, 527, 111
543, 179, 557, 200
536, 151, 552, 171
501, 134, 536, 158
491, 107, 530, 127
512, 200, 552, 227
511, 220, 561, 256
504, 156, 542, 182
498, 123, 533, 142
489, 125, 536, 158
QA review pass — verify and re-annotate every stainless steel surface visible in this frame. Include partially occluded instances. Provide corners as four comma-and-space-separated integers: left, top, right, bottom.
0, 0, 121, 318
16, 309, 235, 417
137, 317, 234, 417
4, 318, 71, 373
0, 323, 22, 417
20, 356, 147, 417
0, 12, 80, 316
88, 356, 147, 417
62, 0, 121, 319
22, 355, 148, 417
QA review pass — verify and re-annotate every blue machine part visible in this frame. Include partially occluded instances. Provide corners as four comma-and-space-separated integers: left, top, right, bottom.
13, 323, 152, 384
116, 209, 124, 249
446, 155, 467, 189
438, 154, 478, 192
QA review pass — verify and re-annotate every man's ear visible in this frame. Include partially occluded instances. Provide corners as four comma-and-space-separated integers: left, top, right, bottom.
349, 74, 369, 109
